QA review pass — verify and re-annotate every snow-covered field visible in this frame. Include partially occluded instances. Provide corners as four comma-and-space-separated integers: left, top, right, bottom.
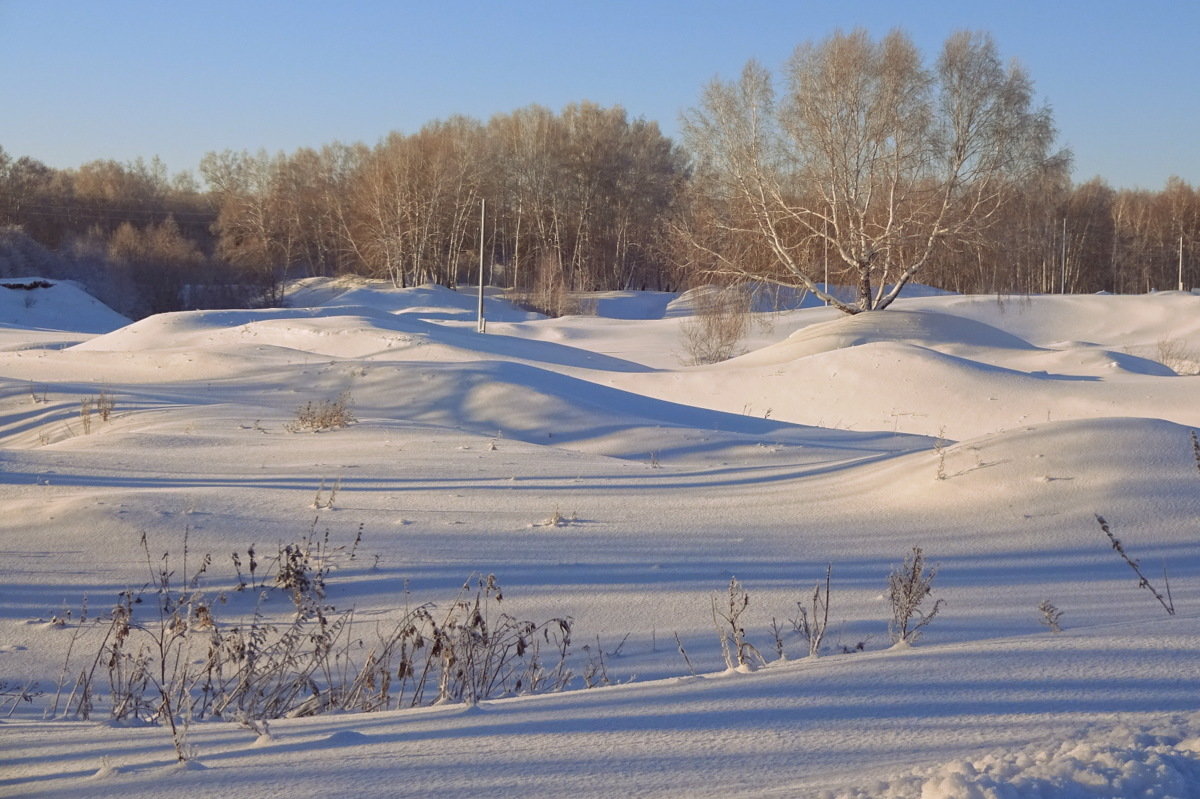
2, 276, 1200, 798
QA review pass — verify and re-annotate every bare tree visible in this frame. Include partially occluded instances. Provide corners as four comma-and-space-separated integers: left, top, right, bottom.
487, 103, 685, 298
683, 29, 1067, 313
200, 150, 280, 298
1062, 178, 1116, 293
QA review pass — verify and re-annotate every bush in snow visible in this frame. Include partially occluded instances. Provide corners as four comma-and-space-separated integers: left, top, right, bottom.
679, 284, 751, 365
712, 577, 765, 670
887, 546, 944, 645
1156, 336, 1200, 375
1037, 599, 1064, 633
285, 391, 356, 433
791, 563, 833, 658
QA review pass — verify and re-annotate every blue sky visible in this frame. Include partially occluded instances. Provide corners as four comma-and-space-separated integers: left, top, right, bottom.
1, 0, 1195, 189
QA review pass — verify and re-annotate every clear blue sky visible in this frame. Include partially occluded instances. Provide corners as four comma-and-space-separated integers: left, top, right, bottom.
1, 0, 1195, 190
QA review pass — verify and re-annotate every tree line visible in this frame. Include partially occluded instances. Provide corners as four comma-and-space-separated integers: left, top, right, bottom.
0, 32, 1196, 319
910, 174, 1198, 297
196, 103, 687, 311
0, 103, 687, 317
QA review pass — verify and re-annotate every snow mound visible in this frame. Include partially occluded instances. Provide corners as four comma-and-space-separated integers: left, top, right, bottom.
605, 297, 1200, 438
665, 283, 954, 318
285, 276, 541, 322
747, 309, 1036, 364
880, 416, 1200, 527
0, 277, 129, 334
69, 304, 445, 358
900, 292, 1200, 351
833, 713, 1200, 799
67, 303, 655, 372
664, 286, 725, 318
357, 358, 921, 463
755, 339, 1195, 438
665, 284, 826, 318
585, 290, 677, 319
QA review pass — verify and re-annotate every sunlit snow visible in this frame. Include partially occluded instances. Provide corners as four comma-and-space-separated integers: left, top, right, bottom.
2, 276, 1199, 798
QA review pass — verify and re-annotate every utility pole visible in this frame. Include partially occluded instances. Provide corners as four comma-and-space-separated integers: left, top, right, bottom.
477, 197, 486, 333
823, 217, 829, 305
1060, 217, 1067, 294
1179, 234, 1185, 292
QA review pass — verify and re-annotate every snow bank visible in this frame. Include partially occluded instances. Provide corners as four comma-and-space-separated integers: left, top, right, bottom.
0, 277, 129, 334
900, 292, 1200, 352
736, 308, 1037, 364
831, 713, 1200, 798
585, 290, 677, 319
285, 276, 541, 322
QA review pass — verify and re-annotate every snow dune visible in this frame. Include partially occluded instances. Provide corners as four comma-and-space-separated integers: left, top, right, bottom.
0, 278, 129, 350
1, 276, 1198, 798
606, 297, 1200, 439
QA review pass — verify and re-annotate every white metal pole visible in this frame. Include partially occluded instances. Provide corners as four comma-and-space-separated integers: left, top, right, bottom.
1179, 234, 1185, 292
477, 198, 486, 333
823, 218, 829, 305
1060, 217, 1067, 294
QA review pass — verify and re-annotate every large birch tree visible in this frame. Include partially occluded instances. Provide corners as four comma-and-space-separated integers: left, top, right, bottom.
683, 29, 1066, 313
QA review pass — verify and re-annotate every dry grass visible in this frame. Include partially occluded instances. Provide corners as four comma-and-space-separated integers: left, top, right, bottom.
286, 391, 356, 432
54, 529, 575, 760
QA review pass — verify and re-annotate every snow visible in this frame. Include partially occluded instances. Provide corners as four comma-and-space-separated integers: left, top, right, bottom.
0, 278, 130, 350
1, 278, 1199, 798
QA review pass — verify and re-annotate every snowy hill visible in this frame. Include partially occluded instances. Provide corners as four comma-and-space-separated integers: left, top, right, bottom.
0, 277, 129, 349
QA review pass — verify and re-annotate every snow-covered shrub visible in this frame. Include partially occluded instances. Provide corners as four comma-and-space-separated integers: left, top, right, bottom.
886, 546, 944, 645
0, 226, 61, 278
712, 577, 764, 670
791, 564, 832, 657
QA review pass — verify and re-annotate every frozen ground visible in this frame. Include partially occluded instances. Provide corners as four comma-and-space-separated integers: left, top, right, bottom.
1, 275, 1199, 797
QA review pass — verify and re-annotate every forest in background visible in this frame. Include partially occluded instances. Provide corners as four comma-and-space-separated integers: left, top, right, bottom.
1, 99, 1197, 320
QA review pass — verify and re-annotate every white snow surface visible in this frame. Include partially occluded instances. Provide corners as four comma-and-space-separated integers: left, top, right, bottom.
0, 278, 129, 350
2, 276, 1200, 798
